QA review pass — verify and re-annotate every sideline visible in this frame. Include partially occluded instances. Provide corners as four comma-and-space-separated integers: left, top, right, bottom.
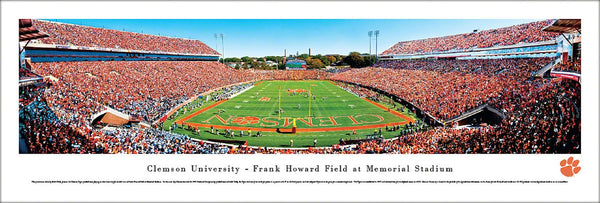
228, 85, 254, 99
361, 98, 415, 122
175, 99, 228, 125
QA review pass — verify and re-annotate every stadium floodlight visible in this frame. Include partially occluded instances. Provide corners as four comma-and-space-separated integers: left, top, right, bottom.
220, 33, 225, 63
368, 31, 373, 64
214, 33, 219, 56
375, 30, 380, 62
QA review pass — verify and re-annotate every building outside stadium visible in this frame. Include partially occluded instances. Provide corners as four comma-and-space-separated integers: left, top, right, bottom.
285, 59, 307, 70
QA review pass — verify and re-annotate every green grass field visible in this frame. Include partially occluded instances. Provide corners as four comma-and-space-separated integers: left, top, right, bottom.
163, 80, 422, 148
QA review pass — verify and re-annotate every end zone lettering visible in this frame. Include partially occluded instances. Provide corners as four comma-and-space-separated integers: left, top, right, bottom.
203, 114, 385, 127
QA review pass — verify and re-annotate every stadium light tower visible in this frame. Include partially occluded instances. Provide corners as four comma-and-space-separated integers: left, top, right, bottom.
375, 30, 379, 63
214, 33, 219, 58
220, 33, 225, 63
368, 31, 373, 64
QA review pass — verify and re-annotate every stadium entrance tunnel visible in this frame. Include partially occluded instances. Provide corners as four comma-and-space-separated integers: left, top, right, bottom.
90, 109, 149, 129
445, 104, 506, 127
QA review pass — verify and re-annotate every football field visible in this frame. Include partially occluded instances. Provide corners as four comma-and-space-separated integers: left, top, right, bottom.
166, 80, 419, 147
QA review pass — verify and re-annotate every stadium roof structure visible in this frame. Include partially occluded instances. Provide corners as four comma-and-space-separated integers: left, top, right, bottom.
19, 19, 49, 41
542, 19, 581, 33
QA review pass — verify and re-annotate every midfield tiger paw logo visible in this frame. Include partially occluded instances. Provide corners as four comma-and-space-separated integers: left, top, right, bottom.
560, 157, 581, 177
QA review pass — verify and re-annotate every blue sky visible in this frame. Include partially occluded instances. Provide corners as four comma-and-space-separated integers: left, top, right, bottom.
45, 19, 540, 58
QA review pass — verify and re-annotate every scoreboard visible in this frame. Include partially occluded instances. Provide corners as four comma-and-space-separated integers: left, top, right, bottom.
285, 59, 307, 70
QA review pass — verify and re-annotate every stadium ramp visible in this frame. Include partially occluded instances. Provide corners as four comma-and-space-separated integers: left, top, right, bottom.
535, 57, 562, 77
445, 104, 506, 126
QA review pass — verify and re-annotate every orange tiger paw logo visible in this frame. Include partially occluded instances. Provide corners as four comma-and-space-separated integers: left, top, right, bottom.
560, 157, 581, 177
231, 117, 260, 125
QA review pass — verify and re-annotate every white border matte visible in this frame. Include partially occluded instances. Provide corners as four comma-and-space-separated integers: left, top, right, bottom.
2, 1, 598, 202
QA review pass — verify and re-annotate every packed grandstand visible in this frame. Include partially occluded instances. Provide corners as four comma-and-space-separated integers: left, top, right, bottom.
19, 19, 581, 154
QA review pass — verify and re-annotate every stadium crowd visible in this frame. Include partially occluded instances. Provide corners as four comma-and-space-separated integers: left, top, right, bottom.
19, 84, 47, 109
32, 20, 218, 55
373, 57, 553, 79
20, 97, 96, 153
381, 20, 558, 55
553, 58, 581, 73
32, 61, 256, 123
19, 87, 239, 154
353, 79, 580, 154
19, 66, 41, 80
20, 100, 235, 154
330, 57, 555, 120
331, 67, 504, 120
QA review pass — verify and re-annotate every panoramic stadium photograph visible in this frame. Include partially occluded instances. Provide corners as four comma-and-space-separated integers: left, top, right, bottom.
18, 19, 581, 154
